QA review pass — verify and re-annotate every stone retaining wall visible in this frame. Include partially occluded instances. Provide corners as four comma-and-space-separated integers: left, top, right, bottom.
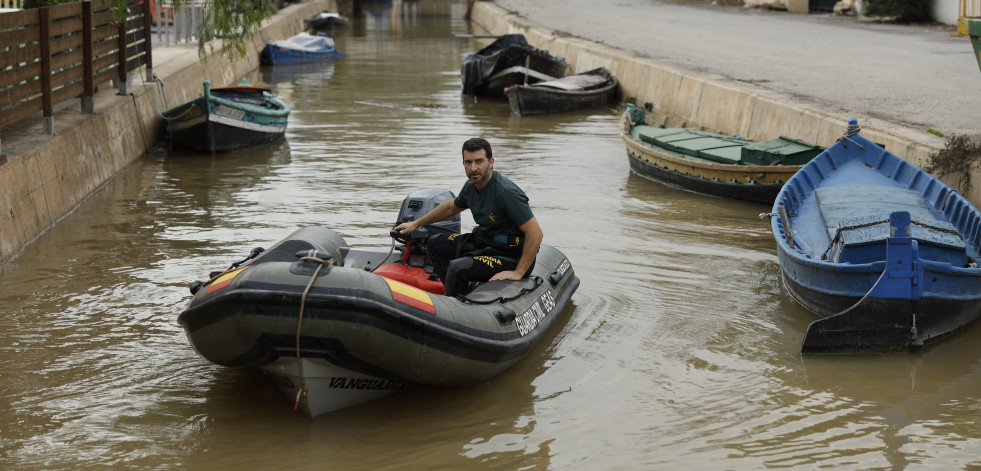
0, 2, 334, 267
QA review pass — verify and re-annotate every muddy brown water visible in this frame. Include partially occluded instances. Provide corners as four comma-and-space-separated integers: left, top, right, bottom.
2, 1, 981, 469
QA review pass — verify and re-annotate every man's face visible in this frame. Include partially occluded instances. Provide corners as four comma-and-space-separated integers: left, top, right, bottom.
463, 149, 493, 187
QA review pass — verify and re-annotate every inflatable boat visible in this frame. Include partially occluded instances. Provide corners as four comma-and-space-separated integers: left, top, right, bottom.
177, 189, 580, 416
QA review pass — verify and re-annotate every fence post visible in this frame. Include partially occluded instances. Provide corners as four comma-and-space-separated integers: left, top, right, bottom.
141, 0, 152, 81
116, 14, 127, 95
82, 0, 95, 113
40, 6, 54, 134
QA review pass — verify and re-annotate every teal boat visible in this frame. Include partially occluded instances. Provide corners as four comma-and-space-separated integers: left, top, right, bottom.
162, 80, 291, 152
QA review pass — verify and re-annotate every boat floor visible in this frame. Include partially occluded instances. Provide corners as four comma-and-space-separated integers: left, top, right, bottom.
792, 160, 965, 260
532, 73, 608, 91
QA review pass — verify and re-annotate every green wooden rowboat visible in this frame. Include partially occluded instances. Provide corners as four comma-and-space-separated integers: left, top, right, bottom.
621, 104, 824, 205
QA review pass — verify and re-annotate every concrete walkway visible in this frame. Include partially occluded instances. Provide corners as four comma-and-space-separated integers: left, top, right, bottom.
491, 0, 979, 140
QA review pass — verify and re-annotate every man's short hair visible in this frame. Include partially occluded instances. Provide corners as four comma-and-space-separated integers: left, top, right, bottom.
462, 137, 492, 160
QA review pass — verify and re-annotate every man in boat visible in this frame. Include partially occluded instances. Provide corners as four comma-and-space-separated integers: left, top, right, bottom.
394, 137, 544, 296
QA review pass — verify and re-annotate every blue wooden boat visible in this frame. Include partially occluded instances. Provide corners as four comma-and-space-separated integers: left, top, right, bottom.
162, 80, 290, 152
770, 118, 981, 352
261, 32, 342, 66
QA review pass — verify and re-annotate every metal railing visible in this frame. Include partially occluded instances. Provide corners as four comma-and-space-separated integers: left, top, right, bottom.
149, 0, 207, 47
962, 0, 981, 18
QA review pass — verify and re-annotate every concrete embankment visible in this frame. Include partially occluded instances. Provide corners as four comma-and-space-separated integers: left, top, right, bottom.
0, 2, 334, 267
469, 2, 969, 197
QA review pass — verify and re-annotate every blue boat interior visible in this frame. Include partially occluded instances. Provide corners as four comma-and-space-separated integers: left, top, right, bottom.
815, 185, 969, 265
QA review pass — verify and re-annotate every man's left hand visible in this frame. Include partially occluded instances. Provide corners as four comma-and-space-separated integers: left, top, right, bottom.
489, 270, 522, 282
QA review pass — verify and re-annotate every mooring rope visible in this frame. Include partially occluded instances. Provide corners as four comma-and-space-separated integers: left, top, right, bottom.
837, 120, 865, 150
293, 255, 329, 411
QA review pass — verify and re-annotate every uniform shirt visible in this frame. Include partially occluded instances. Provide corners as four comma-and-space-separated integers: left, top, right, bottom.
454, 171, 534, 236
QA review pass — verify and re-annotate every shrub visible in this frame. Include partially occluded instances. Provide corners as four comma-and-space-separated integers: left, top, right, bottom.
862, 0, 932, 22
925, 134, 981, 192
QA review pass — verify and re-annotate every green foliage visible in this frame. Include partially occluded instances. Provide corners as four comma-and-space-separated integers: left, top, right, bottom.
927, 128, 944, 137
862, 0, 931, 23
173, 0, 274, 59
925, 134, 981, 192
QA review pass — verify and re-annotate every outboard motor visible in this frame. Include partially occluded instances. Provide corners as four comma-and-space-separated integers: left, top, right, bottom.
376, 189, 460, 295
395, 189, 460, 241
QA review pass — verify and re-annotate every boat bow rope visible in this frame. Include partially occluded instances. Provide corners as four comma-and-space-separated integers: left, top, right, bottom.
838, 118, 865, 150
293, 250, 333, 411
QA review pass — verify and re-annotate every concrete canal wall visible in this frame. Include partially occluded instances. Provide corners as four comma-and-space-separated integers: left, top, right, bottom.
469, 2, 964, 198
0, 2, 334, 267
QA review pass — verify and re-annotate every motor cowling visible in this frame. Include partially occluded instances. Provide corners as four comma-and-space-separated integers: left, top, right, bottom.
396, 189, 460, 240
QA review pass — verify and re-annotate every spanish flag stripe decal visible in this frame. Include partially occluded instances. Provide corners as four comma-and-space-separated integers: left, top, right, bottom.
384, 279, 436, 314
206, 268, 248, 294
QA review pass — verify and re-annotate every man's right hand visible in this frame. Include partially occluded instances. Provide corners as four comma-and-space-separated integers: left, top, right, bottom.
393, 221, 418, 234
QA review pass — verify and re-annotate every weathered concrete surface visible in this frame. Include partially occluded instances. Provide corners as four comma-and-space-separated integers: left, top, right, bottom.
0, 2, 334, 267
470, 0, 981, 201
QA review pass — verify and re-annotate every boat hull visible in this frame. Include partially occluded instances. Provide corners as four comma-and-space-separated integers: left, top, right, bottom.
505, 67, 619, 116
261, 44, 340, 65
781, 267, 981, 351
178, 226, 580, 414
163, 82, 290, 152
626, 151, 783, 204
620, 110, 807, 205
461, 34, 568, 98
259, 357, 405, 416
771, 121, 981, 352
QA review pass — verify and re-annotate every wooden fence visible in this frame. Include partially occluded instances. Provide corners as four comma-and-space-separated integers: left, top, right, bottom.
0, 0, 152, 152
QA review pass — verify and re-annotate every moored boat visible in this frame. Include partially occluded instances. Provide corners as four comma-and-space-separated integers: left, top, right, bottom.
621, 104, 824, 205
177, 189, 580, 415
162, 80, 290, 152
504, 67, 619, 116
261, 32, 342, 66
303, 10, 348, 31
769, 118, 981, 352
461, 34, 569, 98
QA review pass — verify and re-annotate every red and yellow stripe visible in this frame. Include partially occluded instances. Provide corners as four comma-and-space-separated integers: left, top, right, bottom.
206, 267, 248, 294
384, 278, 436, 314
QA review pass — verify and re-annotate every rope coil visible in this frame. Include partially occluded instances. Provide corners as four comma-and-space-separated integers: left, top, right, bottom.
837, 120, 866, 150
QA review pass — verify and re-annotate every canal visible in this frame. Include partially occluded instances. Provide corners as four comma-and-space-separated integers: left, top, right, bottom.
2, 1, 981, 468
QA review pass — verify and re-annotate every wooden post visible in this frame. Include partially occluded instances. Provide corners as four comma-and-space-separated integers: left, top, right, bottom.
82, 0, 94, 113
39, 7, 54, 134
117, 14, 127, 95
141, 0, 152, 82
